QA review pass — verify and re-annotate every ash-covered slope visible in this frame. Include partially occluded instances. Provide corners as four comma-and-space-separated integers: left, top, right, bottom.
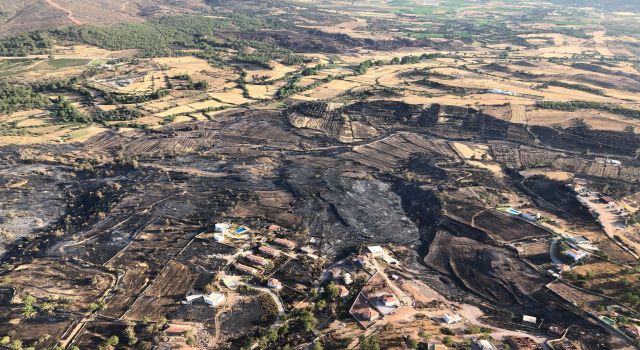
424, 230, 548, 306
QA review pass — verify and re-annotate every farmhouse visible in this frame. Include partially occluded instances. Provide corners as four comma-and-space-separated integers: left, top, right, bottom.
555, 340, 580, 350
355, 255, 373, 269
183, 294, 203, 305
522, 314, 537, 325
343, 272, 353, 285
268, 278, 282, 290
474, 339, 497, 350
367, 245, 385, 257
563, 249, 588, 262
507, 336, 540, 350
246, 254, 269, 267
353, 306, 380, 322
429, 344, 448, 350
547, 325, 565, 336
338, 285, 350, 298
625, 324, 640, 339
215, 223, 230, 233
600, 195, 615, 205
234, 263, 258, 276
258, 245, 280, 258
443, 314, 462, 324
203, 292, 225, 307
273, 238, 296, 250
268, 224, 281, 232
379, 294, 400, 307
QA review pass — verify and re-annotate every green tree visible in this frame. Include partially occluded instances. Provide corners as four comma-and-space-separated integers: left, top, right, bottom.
325, 282, 340, 300
22, 295, 37, 318
51, 96, 91, 124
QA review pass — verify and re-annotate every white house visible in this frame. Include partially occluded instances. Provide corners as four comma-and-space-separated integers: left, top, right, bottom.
476, 339, 496, 350
203, 292, 225, 307
564, 248, 588, 262
268, 278, 282, 290
214, 223, 230, 233
343, 273, 353, 285
443, 314, 462, 324
380, 295, 400, 308
367, 245, 385, 257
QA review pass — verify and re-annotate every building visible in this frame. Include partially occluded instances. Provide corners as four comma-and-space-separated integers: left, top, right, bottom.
600, 196, 615, 205
380, 294, 400, 308
300, 246, 315, 255
338, 285, 350, 298
213, 233, 225, 242
474, 339, 496, 350
268, 224, 281, 232
443, 314, 462, 324
203, 292, 225, 307
215, 223, 230, 233
273, 238, 296, 250
355, 255, 372, 269
258, 245, 280, 258
563, 248, 588, 262
267, 278, 282, 290
183, 293, 225, 307
234, 263, 258, 276
507, 336, 539, 350
571, 236, 590, 244
381, 254, 399, 265
183, 294, 203, 305
555, 340, 580, 350
343, 272, 353, 285
353, 306, 380, 322
522, 315, 537, 325
246, 254, 269, 267
624, 324, 640, 339
429, 344, 448, 350
606, 159, 622, 166
547, 325, 565, 336
367, 245, 385, 257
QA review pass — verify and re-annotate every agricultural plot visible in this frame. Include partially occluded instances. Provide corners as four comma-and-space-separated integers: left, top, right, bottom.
4, 259, 114, 313
123, 260, 197, 321
177, 239, 236, 272
270, 258, 317, 292
473, 210, 551, 242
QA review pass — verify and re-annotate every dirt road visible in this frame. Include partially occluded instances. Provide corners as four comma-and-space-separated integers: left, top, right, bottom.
43, 0, 82, 25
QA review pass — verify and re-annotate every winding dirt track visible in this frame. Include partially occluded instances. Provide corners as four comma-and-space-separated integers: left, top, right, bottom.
43, 0, 82, 25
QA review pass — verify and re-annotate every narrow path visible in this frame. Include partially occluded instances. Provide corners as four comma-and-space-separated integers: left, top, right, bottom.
549, 238, 563, 265
43, 0, 82, 25
236, 282, 285, 316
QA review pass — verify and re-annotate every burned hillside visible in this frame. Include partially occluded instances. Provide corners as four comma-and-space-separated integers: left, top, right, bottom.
0, 98, 638, 349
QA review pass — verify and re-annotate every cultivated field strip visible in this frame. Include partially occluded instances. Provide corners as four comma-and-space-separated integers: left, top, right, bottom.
122, 260, 196, 321
82, 124, 305, 158
340, 132, 457, 171
509, 103, 528, 124
490, 143, 640, 182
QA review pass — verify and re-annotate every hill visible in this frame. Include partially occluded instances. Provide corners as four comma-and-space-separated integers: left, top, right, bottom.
0, 0, 210, 37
